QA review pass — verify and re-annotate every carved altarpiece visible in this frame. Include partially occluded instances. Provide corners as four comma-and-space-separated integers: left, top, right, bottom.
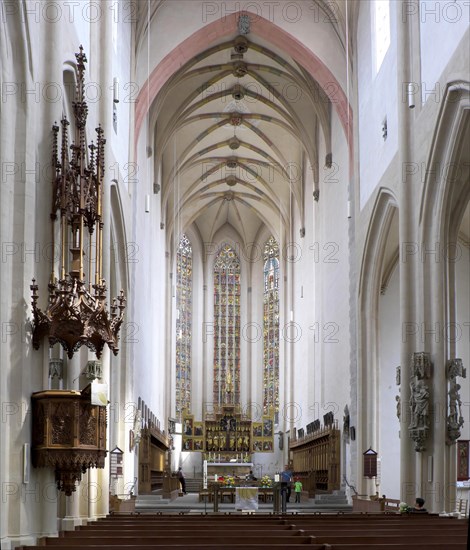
182, 405, 274, 458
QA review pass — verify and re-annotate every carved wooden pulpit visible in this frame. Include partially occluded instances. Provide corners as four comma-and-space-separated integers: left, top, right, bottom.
31, 384, 107, 495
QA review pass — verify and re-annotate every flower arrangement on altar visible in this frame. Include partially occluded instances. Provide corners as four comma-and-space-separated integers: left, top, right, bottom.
221, 475, 235, 487
260, 475, 272, 488
399, 502, 412, 513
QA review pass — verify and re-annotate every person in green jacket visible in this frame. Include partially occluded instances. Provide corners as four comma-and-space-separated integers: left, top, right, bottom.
294, 478, 303, 503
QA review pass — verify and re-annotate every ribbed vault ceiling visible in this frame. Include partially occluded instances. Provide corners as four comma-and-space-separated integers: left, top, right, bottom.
147, 19, 345, 247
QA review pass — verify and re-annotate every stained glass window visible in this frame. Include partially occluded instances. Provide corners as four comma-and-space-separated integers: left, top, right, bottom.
213, 244, 241, 405
176, 235, 192, 419
263, 237, 280, 420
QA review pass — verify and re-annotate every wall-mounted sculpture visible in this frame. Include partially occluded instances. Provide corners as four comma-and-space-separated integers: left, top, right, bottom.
343, 404, 350, 441
395, 366, 401, 422
446, 358, 466, 445
408, 352, 432, 452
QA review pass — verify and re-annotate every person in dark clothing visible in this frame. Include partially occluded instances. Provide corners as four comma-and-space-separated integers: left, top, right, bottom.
177, 467, 187, 494
281, 464, 293, 502
412, 497, 427, 512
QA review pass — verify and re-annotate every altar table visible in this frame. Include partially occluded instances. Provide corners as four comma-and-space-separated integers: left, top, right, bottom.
235, 487, 258, 510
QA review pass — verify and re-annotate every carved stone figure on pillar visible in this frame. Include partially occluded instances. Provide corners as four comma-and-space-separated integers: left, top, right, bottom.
447, 382, 464, 444
395, 365, 401, 423
446, 358, 466, 445
343, 405, 350, 440
408, 352, 432, 452
409, 379, 430, 451
395, 394, 401, 421
409, 380, 429, 428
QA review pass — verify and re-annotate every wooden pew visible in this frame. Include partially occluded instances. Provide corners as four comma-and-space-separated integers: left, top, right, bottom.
39, 534, 317, 545
18, 511, 469, 550
21, 546, 329, 550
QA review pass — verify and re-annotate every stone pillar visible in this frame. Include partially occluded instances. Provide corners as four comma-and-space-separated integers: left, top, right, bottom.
87, 468, 98, 522
62, 491, 81, 531
61, 355, 83, 529
396, 0, 418, 505
203, 276, 210, 406
94, 6, 113, 515
96, 347, 110, 518
289, 238, 295, 447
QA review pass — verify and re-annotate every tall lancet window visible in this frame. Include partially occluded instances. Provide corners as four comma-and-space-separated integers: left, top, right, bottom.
263, 237, 280, 421
176, 235, 192, 419
213, 244, 241, 405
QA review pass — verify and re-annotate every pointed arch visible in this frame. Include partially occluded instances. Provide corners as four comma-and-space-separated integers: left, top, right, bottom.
357, 187, 399, 495
418, 82, 470, 511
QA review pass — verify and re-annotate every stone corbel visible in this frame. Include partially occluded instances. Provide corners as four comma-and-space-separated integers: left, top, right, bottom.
408, 352, 432, 452
446, 358, 466, 445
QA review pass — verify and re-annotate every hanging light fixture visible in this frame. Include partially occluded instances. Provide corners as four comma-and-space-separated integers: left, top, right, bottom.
30, 46, 126, 359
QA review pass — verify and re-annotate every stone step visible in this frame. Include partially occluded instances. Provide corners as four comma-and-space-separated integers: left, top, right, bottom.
136, 494, 163, 502
136, 497, 171, 507
136, 501, 171, 508
184, 478, 203, 493
314, 491, 349, 506
314, 500, 349, 506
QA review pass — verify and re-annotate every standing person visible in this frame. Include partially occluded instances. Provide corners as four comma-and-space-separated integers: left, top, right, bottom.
281, 464, 293, 503
177, 467, 187, 494
294, 477, 303, 503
